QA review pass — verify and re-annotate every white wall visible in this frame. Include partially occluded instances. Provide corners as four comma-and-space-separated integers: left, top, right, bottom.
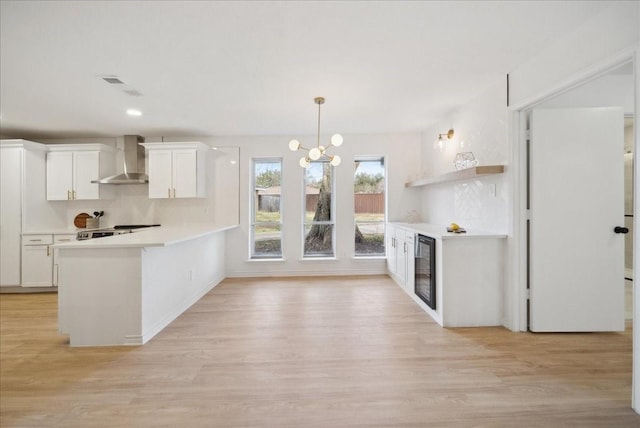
37, 133, 422, 277
413, 4, 639, 409
418, 79, 509, 233
537, 73, 634, 113
509, 2, 639, 109
33, 138, 239, 231
503, 0, 639, 413
214, 133, 422, 277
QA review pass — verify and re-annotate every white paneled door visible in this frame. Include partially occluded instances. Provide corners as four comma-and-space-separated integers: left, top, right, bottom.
529, 107, 625, 332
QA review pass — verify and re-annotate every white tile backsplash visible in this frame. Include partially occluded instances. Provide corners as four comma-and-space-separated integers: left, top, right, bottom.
419, 79, 508, 233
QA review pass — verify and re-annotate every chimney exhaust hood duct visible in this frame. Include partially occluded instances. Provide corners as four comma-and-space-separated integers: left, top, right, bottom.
92, 135, 148, 184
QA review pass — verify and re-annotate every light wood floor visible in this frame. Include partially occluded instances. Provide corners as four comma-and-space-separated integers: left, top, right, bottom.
1, 275, 639, 427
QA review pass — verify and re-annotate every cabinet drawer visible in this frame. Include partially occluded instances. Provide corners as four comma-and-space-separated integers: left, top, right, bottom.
54, 234, 77, 243
22, 234, 53, 245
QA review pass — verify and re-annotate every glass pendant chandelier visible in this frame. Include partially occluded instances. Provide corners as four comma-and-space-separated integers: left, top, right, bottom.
288, 97, 343, 168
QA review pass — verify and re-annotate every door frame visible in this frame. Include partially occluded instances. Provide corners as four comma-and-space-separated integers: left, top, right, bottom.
507, 47, 638, 409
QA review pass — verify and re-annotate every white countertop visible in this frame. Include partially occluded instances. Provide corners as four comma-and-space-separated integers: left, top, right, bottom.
390, 222, 507, 240
52, 224, 237, 249
23, 229, 82, 235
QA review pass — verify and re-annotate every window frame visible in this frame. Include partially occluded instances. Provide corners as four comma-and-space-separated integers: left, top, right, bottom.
353, 155, 387, 258
302, 160, 336, 259
250, 157, 283, 260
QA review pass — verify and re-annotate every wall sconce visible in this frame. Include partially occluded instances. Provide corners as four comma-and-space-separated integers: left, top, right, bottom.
434, 128, 455, 151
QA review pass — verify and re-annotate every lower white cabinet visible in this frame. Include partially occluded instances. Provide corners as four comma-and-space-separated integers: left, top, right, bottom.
404, 232, 415, 294
386, 225, 414, 293
21, 234, 53, 287
387, 223, 506, 327
53, 234, 76, 286
21, 233, 76, 287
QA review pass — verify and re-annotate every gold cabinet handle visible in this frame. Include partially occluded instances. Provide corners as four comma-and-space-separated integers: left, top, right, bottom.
173, 188, 176, 198
73, 190, 76, 200
168, 188, 171, 198
47, 245, 50, 257
67, 190, 71, 200
29, 239, 42, 242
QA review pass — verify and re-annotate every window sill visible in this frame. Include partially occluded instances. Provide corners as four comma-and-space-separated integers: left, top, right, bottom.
299, 257, 338, 262
247, 257, 286, 262
352, 255, 387, 261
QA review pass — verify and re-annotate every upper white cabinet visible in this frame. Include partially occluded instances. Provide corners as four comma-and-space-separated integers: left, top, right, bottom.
46, 144, 115, 200
141, 142, 209, 199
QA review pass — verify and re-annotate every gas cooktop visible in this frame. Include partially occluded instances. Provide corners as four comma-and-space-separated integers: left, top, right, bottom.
77, 224, 161, 240
113, 224, 161, 229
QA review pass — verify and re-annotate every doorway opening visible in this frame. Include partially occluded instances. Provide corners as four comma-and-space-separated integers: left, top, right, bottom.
625, 116, 634, 320
520, 60, 635, 331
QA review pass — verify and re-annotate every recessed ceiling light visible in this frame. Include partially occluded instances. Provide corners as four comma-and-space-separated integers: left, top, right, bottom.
126, 109, 142, 116
103, 77, 124, 84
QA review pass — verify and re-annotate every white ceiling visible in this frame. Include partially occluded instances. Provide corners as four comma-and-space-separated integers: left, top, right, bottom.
0, 1, 612, 140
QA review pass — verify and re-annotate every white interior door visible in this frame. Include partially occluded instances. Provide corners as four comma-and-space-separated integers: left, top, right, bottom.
529, 107, 625, 332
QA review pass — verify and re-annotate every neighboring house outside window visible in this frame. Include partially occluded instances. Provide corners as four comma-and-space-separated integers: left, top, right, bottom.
251, 158, 282, 259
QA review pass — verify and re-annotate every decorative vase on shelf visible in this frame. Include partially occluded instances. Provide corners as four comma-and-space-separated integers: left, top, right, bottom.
454, 152, 479, 170
406, 210, 421, 224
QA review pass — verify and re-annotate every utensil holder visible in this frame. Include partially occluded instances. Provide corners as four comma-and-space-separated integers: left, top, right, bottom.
85, 218, 99, 229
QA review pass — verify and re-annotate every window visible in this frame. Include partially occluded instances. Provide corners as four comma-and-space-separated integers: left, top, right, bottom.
354, 157, 386, 256
251, 158, 282, 259
303, 161, 335, 257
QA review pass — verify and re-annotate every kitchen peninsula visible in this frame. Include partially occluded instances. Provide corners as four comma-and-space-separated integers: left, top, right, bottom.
54, 225, 235, 346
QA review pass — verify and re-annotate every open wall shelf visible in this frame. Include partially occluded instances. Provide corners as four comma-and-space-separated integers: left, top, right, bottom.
405, 165, 504, 188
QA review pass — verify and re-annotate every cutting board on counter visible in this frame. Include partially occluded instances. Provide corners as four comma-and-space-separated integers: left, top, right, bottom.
73, 213, 91, 228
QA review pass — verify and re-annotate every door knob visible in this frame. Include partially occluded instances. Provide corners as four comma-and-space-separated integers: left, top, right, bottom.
614, 226, 629, 234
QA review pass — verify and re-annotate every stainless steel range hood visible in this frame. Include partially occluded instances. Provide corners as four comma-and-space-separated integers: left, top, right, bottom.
92, 135, 148, 184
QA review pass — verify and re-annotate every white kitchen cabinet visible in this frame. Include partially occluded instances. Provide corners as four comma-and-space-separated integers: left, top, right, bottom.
389, 223, 506, 327
386, 224, 399, 278
386, 224, 414, 292
21, 233, 77, 288
0, 140, 51, 287
46, 144, 115, 200
1, 145, 24, 286
21, 234, 53, 287
142, 142, 208, 199
52, 234, 76, 286
404, 232, 415, 294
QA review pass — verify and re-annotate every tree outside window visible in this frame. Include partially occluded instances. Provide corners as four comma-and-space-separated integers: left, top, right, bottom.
304, 161, 334, 257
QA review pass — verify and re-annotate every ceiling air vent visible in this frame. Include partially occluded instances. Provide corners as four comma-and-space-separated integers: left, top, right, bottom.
103, 77, 124, 84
